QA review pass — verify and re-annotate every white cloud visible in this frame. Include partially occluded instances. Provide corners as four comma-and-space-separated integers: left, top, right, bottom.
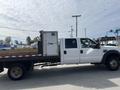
0, 0, 120, 41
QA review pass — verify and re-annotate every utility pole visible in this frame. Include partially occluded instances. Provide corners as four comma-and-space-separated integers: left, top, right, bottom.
72, 15, 81, 37
84, 28, 87, 38
68, 26, 74, 37
115, 29, 120, 46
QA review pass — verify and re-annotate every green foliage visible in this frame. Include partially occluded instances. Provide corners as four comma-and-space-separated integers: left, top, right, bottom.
26, 36, 31, 45
5, 36, 11, 45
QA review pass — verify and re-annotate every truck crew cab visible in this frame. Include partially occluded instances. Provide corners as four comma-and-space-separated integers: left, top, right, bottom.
61, 38, 120, 69
0, 31, 120, 80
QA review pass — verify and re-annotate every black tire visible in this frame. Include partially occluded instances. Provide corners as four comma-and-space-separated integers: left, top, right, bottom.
26, 63, 34, 72
8, 64, 26, 80
106, 56, 120, 71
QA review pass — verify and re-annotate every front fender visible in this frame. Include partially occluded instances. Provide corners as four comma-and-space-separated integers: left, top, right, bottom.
102, 50, 120, 64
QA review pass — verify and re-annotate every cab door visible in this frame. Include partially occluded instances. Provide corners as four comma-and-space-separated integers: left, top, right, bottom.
61, 38, 80, 64
79, 38, 102, 63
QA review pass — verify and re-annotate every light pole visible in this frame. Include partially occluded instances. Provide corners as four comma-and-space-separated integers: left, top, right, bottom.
72, 15, 81, 37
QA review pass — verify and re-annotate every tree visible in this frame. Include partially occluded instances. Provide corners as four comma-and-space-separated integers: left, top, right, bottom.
26, 36, 31, 45
0, 40, 4, 45
20, 41, 23, 45
33, 36, 40, 42
5, 36, 11, 45
14, 40, 19, 45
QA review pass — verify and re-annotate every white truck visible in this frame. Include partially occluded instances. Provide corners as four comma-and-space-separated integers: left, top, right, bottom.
0, 31, 120, 80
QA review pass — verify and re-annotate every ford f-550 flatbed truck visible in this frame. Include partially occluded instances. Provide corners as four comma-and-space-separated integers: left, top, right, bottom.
0, 31, 120, 80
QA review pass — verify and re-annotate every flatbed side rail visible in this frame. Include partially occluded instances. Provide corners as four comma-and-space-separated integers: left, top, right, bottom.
0, 54, 60, 63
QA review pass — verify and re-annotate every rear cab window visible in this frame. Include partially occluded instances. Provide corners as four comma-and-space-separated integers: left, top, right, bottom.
65, 39, 77, 49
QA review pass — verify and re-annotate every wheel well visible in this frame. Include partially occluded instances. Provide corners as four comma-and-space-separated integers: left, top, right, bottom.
4, 61, 34, 70
102, 52, 120, 64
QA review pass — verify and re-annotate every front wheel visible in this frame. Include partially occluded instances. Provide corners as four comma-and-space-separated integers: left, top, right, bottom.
8, 64, 26, 80
106, 56, 120, 71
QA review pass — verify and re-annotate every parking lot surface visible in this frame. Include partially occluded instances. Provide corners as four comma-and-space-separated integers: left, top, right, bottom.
0, 64, 120, 90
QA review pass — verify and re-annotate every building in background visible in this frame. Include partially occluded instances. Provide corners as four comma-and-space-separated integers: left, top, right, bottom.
97, 36, 118, 46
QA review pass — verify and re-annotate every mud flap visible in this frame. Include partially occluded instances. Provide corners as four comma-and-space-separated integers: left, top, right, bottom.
0, 66, 4, 73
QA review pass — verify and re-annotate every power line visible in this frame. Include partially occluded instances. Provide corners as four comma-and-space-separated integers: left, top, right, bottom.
0, 26, 39, 32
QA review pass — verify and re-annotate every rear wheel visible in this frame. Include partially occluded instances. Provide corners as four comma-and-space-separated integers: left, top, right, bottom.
8, 64, 26, 80
106, 56, 120, 71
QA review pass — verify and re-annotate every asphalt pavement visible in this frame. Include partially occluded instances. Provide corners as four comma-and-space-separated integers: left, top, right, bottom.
0, 64, 120, 90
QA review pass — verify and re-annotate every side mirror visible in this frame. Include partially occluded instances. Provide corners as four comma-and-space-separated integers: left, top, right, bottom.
91, 43, 100, 49
94, 43, 100, 49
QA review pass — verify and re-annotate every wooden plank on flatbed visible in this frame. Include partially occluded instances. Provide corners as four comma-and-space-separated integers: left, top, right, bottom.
0, 48, 38, 57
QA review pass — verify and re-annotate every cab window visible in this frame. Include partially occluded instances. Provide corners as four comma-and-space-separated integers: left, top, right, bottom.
65, 39, 77, 49
80, 38, 96, 48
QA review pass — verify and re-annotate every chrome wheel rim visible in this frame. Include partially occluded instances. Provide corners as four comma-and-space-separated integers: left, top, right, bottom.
110, 59, 118, 68
10, 67, 23, 79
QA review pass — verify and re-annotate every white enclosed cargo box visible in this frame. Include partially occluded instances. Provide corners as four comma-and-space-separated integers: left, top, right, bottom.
40, 31, 59, 56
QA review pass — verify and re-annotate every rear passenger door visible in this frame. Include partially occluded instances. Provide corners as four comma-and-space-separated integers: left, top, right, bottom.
62, 39, 80, 64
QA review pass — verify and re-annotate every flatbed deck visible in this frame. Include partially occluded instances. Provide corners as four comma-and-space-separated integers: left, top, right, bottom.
0, 48, 37, 57
0, 54, 60, 63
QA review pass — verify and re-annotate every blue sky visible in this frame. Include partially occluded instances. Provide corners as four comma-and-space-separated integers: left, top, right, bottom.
0, 0, 120, 41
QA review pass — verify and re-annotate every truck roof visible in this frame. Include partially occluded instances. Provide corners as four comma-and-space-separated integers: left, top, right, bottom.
59, 37, 91, 39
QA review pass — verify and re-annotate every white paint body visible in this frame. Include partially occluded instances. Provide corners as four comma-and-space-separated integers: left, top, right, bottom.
41, 31, 120, 65
60, 38, 120, 64
42, 31, 58, 56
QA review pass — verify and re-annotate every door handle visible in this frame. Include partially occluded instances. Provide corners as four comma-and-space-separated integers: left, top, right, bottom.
64, 50, 67, 54
80, 50, 83, 54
